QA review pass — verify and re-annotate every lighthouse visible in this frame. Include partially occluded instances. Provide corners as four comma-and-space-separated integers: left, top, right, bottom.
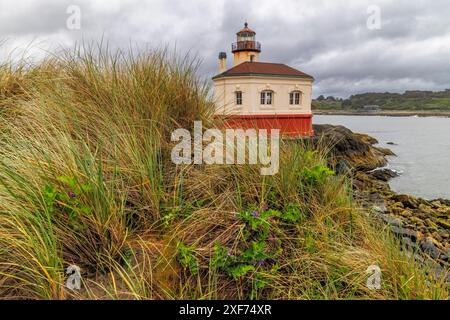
232, 22, 261, 66
213, 23, 314, 137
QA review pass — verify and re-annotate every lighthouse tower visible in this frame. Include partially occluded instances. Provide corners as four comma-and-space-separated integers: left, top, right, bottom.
213, 23, 314, 137
232, 22, 261, 66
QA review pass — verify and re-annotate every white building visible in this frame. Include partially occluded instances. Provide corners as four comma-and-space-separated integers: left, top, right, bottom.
213, 23, 314, 136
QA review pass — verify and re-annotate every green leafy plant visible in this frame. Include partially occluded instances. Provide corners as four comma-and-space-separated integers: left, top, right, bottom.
177, 241, 199, 276
42, 176, 93, 227
210, 203, 309, 299
160, 199, 208, 227
281, 203, 305, 224
211, 207, 286, 299
302, 165, 335, 185
238, 208, 279, 238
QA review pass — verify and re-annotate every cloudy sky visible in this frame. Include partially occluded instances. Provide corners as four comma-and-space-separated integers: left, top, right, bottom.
1, 0, 449, 97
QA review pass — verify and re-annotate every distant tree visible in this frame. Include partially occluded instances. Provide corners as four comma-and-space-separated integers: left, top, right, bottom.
326, 96, 336, 101
342, 99, 352, 108
317, 95, 325, 101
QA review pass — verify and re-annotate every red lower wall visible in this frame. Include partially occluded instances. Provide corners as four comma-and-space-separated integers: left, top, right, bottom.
222, 114, 313, 137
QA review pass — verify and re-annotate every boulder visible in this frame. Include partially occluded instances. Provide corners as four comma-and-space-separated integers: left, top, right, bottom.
313, 124, 389, 171
335, 160, 351, 175
382, 215, 403, 227
391, 226, 419, 242
439, 249, 450, 262
420, 238, 441, 259
390, 194, 420, 209
402, 237, 417, 250
369, 168, 399, 182
432, 198, 450, 207
375, 147, 396, 156
368, 192, 387, 211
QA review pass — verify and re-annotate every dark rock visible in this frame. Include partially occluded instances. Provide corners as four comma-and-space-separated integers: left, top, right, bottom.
375, 147, 396, 156
402, 237, 417, 250
382, 215, 403, 227
352, 178, 365, 191
370, 168, 400, 182
313, 124, 389, 171
335, 160, 351, 175
390, 194, 421, 209
391, 226, 419, 242
387, 142, 397, 145
432, 198, 450, 207
439, 249, 450, 262
368, 193, 387, 212
420, 238, 441, 259
368, 192, 384, 202
371, 206, 386, 218
354, 133, 378, 145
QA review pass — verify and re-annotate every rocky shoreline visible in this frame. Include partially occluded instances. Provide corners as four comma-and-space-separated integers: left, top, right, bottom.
314, 124, 450, 273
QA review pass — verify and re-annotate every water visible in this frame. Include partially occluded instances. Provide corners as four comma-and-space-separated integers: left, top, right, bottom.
314, 115, 450, 200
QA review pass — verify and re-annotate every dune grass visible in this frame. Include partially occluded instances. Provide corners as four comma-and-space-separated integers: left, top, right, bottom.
0, 45, 447, 300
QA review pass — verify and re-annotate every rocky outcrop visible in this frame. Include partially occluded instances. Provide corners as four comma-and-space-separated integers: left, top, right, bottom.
314, 124, 450, 270
313, 124, 391, 171
369, 168, 400, 182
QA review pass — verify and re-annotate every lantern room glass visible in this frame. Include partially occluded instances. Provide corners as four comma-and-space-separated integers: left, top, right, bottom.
237, 32, 255, 42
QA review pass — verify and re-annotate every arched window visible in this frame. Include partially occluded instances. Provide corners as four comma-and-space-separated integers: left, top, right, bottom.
261, 90, 273, 105
290, 91, 302, 105
236, 91, 243, 105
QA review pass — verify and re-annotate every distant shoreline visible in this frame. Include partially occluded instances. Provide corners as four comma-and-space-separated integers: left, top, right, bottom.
313, 110, 450, 118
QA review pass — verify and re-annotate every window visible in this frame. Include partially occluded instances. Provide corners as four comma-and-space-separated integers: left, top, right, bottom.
289, 91, 302, 105
261, 90, 273, 105
236, 91, 243, 105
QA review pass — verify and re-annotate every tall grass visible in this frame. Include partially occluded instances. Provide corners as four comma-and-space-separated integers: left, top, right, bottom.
0, 45, 447, 299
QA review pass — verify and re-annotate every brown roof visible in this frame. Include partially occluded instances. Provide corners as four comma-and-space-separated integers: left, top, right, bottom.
237, 23, 256, 35
213, 62, 314, 80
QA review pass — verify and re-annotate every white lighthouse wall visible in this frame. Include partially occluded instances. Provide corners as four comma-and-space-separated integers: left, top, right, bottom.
233, 51, 260, 66
213, 76, 313, 116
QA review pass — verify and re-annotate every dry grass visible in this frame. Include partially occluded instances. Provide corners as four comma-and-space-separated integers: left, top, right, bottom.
0, 44, 447, 300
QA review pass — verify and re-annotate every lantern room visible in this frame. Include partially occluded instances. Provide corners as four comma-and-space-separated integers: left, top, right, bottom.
232, 23, 261, 66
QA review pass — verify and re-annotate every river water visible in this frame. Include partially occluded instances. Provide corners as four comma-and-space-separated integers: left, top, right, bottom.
314, 115, 450, 200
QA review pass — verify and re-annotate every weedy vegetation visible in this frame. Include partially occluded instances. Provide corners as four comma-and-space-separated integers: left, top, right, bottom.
0, 44, 447, 300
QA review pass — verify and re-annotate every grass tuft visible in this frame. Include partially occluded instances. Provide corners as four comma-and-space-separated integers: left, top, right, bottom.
0, 44, 447, 300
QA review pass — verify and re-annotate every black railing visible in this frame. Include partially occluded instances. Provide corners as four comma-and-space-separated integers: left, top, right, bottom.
232, 41, 261, 52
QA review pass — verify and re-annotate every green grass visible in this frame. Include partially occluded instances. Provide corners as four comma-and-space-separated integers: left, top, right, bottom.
0, 45, 448, 300
312, 100, 344, 110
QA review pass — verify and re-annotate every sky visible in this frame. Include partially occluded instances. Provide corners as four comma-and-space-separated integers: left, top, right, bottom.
1, 0, 449, 98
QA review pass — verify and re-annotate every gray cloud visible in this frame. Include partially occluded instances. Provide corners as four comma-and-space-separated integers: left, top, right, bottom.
0, 0, 449, 97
